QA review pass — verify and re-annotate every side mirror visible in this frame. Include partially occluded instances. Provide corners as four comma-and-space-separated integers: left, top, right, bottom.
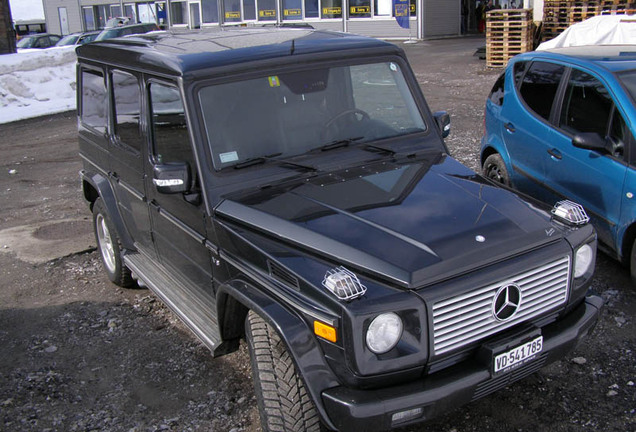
434, 111, 451, 139
572, 132, 612, 154
153, 162, 190, 194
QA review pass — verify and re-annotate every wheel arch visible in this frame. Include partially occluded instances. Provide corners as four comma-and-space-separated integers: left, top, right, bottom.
619, 221, 636, 265
80, 170, 135, 251
216, 278, 340, 431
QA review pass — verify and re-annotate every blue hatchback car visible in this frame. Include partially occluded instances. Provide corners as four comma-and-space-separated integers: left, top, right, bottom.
480, 45, 636, 279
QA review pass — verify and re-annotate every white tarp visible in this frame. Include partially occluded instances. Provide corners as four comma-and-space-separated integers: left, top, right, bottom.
537, 15, 636, 50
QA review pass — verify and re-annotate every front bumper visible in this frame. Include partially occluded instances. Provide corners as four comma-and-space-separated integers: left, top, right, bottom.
321, 294, 602, 431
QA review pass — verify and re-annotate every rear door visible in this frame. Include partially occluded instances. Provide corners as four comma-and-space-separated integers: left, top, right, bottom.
108, 69, 154, 257
502, 60, 566, 202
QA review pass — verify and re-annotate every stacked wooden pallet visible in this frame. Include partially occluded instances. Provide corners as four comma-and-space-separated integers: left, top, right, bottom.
542, 0, 635, 41
486, 9, 534, 68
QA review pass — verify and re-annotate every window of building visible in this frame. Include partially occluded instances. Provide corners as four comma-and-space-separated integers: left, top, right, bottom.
374, 0, 392, 16
113, 70, 143, 151
244, 0, 256, 20
81, 70, 107, 133
350, 0, 371, 18
202, 0, 219, 23
258, 0, 277, 20
224, 0, 242, 21
138, 3, 157, 23
171, 1, 188, 25
83, 7, 96, 30
305, 0, 319, 17
282, 0, 302, 20
519, 61, 565, 122
110, 5, 122, 17
321, 0, 342, 18
124, 4, 136, 21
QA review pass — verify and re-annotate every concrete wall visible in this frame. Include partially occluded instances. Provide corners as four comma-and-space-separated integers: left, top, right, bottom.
43, 0, 84, 35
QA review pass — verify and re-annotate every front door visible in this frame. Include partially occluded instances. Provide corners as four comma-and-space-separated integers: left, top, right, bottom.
548, 68, 630, 249
146, 80, 213, 289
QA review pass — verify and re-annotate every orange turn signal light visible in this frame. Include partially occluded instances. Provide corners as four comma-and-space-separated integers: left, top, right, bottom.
314, 321, 337, 343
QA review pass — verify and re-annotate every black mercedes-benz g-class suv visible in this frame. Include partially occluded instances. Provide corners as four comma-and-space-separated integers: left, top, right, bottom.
77, 28, 602, 431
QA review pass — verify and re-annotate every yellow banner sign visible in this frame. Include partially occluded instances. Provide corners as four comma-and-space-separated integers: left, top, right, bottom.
284, 9, 302, 16
350, 5, 370, 14
225, 11, 241, 18
410, 3, 415, 12
259, 9, 276, 17
322, 7, 342, 15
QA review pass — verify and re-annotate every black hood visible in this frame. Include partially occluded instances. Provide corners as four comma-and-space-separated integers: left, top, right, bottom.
215, 153, 562, 288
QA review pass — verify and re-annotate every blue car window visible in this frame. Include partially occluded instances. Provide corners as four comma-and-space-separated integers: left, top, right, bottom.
488, 73, 505, 106
559, 69, 612, 138
519, 61, 565, 122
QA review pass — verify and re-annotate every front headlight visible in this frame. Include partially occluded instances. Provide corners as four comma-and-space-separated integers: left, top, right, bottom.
366, 313, 403, 354
574, 243, 594, 278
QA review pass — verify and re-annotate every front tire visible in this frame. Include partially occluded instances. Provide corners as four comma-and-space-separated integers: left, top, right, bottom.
245, 311, 322, 432
483, 153, 511, 186
92, 198, 134, 287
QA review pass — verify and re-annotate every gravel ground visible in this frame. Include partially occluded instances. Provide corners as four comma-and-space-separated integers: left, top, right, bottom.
0, 36, 634, 432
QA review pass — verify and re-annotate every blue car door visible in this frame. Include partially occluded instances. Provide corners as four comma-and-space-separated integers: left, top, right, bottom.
503, 60, 567, 201
546, 67, 629, 249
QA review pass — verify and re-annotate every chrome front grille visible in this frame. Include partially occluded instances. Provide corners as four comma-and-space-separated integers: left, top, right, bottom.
432, 256, 571, 355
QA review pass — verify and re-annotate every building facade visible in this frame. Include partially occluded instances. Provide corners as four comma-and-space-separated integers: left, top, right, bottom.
43, 0, 462, 39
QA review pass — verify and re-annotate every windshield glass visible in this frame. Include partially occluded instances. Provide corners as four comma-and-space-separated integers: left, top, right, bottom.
56, 34, 79, 46
199, 61, 427, 170
619, 69, 636, 101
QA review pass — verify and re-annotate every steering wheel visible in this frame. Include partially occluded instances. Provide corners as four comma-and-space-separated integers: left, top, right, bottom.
324, 109, 370, 130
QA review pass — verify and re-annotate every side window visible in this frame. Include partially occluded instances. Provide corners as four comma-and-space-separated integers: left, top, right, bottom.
488, 72, 505, 106
149, 82, 193, 166
519, 61, 565, 122
80, 69, 107, 133
513, 61, 527, 88
559, 69, 612, 138
112, 70, 143, 151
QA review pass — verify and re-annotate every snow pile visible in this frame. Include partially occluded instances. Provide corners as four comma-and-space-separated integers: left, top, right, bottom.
0, 47, 77, 124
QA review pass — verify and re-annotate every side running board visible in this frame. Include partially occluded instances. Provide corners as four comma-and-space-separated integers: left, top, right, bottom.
123, 252, 224, 356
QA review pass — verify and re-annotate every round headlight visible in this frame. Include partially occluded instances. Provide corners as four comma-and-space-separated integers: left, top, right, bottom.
574, 244, 594, 278
366, 313, 403, 354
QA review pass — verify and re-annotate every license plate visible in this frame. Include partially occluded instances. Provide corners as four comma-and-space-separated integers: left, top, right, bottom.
494, 336, 543, 373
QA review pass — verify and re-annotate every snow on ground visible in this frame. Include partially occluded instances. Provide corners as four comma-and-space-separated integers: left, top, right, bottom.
0, 47, 77, 124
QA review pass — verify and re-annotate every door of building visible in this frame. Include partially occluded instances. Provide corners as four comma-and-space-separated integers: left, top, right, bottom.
58, 7, 69, 35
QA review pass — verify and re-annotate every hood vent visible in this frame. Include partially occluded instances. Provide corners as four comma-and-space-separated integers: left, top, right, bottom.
267, 260, 300, 290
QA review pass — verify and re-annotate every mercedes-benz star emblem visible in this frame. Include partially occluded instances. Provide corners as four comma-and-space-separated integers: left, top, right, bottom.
492, 283, 522, 321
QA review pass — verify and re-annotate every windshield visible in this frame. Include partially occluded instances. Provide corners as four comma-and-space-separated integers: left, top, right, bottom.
199, 61, 427, 170
619, 69, 636, 102
95, 29, 118, 41
56, 34, 79, 46
17, 36, 35, 48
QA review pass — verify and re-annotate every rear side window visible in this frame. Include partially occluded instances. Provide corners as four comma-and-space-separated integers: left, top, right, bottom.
559, 69, 612, 137
519, 61, 565, 121
80, 69, 107, 133
488, 73, 505, 106
112, 70, 143, 151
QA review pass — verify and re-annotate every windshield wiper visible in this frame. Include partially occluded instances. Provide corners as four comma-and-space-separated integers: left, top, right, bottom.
363, 143, 396, 155
233, 152, 318, 171
233, 153, 282, 169
311, 137, 363, 152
